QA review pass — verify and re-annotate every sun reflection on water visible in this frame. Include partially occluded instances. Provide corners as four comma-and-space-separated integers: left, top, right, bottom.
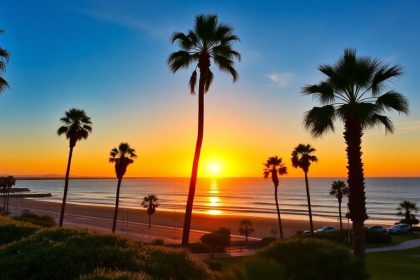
207, 180, 221, 215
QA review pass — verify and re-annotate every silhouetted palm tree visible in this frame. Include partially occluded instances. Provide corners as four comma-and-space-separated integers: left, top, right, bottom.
0, 29, 10, 94
239, 219, 254, 245
109, 143, 137, 233
264, 156, 287, 240
0, 176, 14, 214
141, 194, 159, 228
303, 49, 409, 258
57, 108, 92, 227
291, 144, 318, 234
168, 14, 240, 246
397, 200, 419, 228
330, 180, 349, 231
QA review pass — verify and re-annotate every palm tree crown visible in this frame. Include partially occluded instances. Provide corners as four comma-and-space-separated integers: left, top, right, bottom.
397, 201, 419, 213
291, 144, 318, 172
330, 180, 349, 203
168, 14, 240, 94
263, 156, 287, 187
141, 194, 159, 216
57, 108, 92, 148
109, 143, 137, 179
303, 48, 408, 136
0, 29, 10, 94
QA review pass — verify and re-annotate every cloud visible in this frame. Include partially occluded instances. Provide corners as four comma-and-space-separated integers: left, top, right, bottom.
267, 72, 296, 88
395, 120, 420, 134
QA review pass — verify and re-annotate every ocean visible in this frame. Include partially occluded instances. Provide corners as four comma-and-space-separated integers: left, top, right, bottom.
14, 177, 420, 224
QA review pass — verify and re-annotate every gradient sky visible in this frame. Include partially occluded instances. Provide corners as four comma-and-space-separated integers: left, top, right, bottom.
0, 0, 419, 177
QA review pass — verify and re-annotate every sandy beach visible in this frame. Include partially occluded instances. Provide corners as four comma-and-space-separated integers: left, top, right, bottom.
7, 197, 356, 244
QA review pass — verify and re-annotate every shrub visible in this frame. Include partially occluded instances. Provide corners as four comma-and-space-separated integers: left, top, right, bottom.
258, 237, 277, 248
0, 228, 141, 280
200, 227, 231, 257
149, 238, 165, 246
223, 257, 286, 280
138, 245, 216, 280
204, 259, 223, 272
365, 230, 392, 244
79, 268, 150, 280
189, 242, 210, 253
0, 215, 39, 245
14, 212, 56, 227
258, 239, 367, 280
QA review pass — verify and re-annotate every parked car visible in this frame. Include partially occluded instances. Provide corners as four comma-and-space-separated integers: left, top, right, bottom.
314, 226, 337, 234
368, 225, 387, 233
388, 223, 412, 234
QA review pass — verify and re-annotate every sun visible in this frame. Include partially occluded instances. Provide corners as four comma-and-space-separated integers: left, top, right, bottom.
208, 163, 221, 176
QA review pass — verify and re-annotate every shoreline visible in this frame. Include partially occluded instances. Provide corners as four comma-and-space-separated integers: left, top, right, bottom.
8, 198, 391, 244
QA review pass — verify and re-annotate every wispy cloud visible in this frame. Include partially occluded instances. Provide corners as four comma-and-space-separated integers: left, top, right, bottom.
267, 71, 296, 88
68, 6, 170, 38
395, 120, 420, 134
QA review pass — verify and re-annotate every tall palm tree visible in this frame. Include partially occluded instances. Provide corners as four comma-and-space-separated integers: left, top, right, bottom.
396, 200, 419, 228
302, 49, 409, 258
330, 180, 349, 231
141, 194, 159, 228
0, 29, 10, 94
57, 108, 92, 227
109, 143, 137, 233
263, 156, 287, 240
168, 14, 240, 247
4, 176, 15, 213
291, 144, 318, 234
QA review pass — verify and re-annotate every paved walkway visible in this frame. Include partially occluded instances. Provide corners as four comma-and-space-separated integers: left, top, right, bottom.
366, 239, 420, 253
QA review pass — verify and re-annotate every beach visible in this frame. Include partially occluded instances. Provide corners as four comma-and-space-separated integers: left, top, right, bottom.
8, 198, 351, 243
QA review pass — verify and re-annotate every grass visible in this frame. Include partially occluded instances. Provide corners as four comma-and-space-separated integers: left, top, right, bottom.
366, 232, 420, 248
366, 246, 420, 280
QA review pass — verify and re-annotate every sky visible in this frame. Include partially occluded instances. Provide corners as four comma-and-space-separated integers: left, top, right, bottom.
0, 0, 419, 178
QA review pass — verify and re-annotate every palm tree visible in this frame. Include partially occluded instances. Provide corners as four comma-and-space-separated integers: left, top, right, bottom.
239, 219, 254, 245
4, 176, 15, 213
330, 180, 349, 231
263, 156, 287, 240
168, 14, 240, 247
109, 143, 137, 233
302, 49, 409, 258
57, 108, 92, 227
0, 29, 10, 94
291, 144, 318, 234
396, 200, 419, 228
141, 194, 159, 228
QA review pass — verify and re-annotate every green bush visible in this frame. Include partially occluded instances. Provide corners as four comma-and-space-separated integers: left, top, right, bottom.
258, 237, 277, 248
365, 230, 392, 244
79, 268, 150, 280
0, 215, 39, 245
14, 212, 56, 227
0, 228, 141, 280
189, 242, 210, 253
149, 238, 165, 246
138, 245, 216, 280
258, 239, 367, 280
223, 257, 286, 280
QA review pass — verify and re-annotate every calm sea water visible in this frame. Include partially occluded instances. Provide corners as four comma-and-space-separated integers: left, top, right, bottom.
15, 177, 420, 224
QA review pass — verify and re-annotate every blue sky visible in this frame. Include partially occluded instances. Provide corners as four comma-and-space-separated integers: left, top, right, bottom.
0, 0, 419, 177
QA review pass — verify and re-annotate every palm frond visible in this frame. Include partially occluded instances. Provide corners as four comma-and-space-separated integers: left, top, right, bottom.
168, 51, 195, 73
205, 69, 214, 92
303, 105, 336, 137
376, 91, 409, 114
371, 64, 403, 95
189, 70, 197, 94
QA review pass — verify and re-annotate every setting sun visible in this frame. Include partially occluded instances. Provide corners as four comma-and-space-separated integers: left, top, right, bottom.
209, 163, 220, 176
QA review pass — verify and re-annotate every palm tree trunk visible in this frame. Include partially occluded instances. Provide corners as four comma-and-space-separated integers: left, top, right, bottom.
304, 172, 314, 234
182, 64, 207, 247
344, 118, 367, 259
274, 185, 284, 240
112, 178, 122, 233
5, 190, 10, 213
148, 214, 152, 228
59, 146, 74, 227
339, 199, 343, 231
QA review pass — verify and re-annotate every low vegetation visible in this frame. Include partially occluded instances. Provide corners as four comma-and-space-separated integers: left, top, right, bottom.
13, 212, 56, 227
0, 215, 39, 245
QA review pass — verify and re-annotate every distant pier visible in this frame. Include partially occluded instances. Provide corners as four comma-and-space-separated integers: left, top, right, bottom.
1, 187, 52, 198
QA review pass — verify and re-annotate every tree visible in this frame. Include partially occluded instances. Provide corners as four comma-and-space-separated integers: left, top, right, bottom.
239, 219, 254, 245
302, 49, 408, 258
0, 176, 15, 214
57, 108, 92, 227
396, 200, 419, 228
168, 14, 240, 247
200, 227, 231, 258
263, 156, 287, 240
0, 29, 10, 95
291, 144, 318, 234
141, 194, 159, 228
330, 180, 349, 231
109, 143, 137, 233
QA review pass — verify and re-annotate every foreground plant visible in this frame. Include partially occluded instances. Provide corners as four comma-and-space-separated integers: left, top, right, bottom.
109, 143, 137, 233
168, 14, 240, 246
303, 49, 408, 258
57, 108, 92, 227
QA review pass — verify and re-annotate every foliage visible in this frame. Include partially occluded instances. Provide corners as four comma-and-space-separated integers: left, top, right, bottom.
258, 239, 367, 280
79, 268, 150, 280
0, 215, 39, 245
149, 238, 165, 246
223, 257, 286, 280
257, 237, 277, 248
238, 219, 254, 242
57, 108, 92, 147
141, 194, 159, 217
14, 212, 56, 227
189, 242, 210, 253
396, 200, 419, 227
365, 231, 392, 244
109, 143, 137, 179
201, 227, 231, 255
